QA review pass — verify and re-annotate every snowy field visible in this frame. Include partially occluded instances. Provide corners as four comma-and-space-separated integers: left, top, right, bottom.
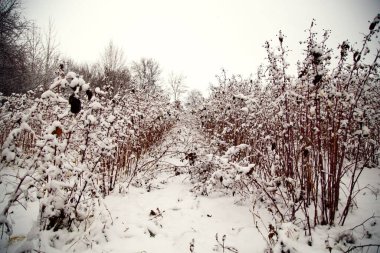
1, 122, 379, 253
1, 1, 380, 252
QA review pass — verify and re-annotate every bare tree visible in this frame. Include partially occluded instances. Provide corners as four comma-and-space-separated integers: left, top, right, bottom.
168, 71, 187, 101
42, 18, 59, 88
99, 40, 131, 93
0, 0, 26, 42
131, 58, 161, 91
24, 21, 44, 89
185, 89, 204, 110
0, 0, 29, 95
101, 40, 125, 73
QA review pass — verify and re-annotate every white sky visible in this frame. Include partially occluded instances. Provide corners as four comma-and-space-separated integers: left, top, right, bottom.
23, 0, 380, 95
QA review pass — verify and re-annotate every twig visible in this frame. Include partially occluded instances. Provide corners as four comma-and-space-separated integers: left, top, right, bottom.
349, 214, 378, 231
343, 244, 380, 253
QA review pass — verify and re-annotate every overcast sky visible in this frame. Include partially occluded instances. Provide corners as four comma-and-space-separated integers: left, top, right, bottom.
23, 0, 380, 95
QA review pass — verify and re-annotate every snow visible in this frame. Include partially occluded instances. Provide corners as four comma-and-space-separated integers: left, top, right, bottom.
310, 106, 316, 115
311, 45, 323, 55
68, 77, 79, 88
1, 148, 16, 162
95, 87, 107, 95
60, 78, 68, 87
224, 144, 250, 159
234, 94, 249, 101
14, 241, 33, 253
89, 101, 103, 110
82, 82, 90, 91
362, 125, 370, 136
2, 163, 378, 253
65, 71, 77, 80
0, 215, 13, 236
84, 174, 266, 253
87, 114, 97, 124
235, 163, 255, 174
41, 90, 57, 99
241, 107, 249, 113
49, 80, 61, 90
107, 114, 116, 123
1, 115, 380, 253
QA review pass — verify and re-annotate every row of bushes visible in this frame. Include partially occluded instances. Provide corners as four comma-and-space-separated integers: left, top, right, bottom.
193, 19, 380, 236
0, 64, 178, 237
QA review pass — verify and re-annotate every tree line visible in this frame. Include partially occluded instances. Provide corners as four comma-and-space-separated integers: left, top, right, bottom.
0, 0, 195, 101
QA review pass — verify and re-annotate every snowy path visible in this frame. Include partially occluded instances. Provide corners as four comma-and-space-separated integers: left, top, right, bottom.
92, 174, 266, 253
84, 118, 266, 253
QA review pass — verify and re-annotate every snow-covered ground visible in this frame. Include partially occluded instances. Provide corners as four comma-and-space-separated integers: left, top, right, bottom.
1, 118, 380, 253
86, 173, 266, 253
